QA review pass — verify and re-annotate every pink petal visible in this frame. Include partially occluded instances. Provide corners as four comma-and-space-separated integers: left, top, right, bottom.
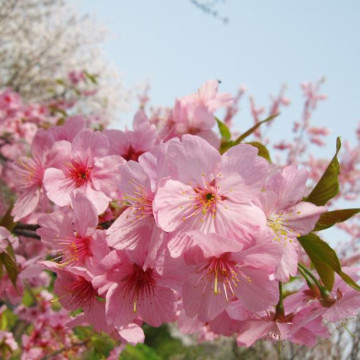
139, 286, 176, 327
12, 188, 40, 221
166, 135, 221, 186
71, 191, 98, 237
268, 165, 308, 209
183, 274, 229, 321
118, 323, 145, 345
153, 179, 196, 232
85, 185, 111, 215
234, 269, 279, 312
72, 129, 109, 158
44, 168, 74, 206
236, 320, 273, 347
219, 144, 268, 202
284, 202, 327, 235
323, 291, 360, 322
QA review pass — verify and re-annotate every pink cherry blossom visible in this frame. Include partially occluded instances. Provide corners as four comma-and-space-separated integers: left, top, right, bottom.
153, 135, 268, 241
160, 80, 232, 146
44, 129, 124, 214
10, 129, 53, 221
105, 110, 157, 161
181, 232, 281, 321
256, 164, 327, 280
37, 191, 109, 266
107, 157, 165, 267
93, 249, 177, 328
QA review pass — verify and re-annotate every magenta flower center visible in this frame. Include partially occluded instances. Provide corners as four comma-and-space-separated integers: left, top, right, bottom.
122, 264, 156, 313
59, 235, 91, 266
65, 160, 93, 187
122, 145, 144, 161
63, 276, 96, 311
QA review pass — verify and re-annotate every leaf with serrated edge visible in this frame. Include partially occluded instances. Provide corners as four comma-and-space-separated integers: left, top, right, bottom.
298, 233, 360, 291
306, 137, 341, 206
314, 208, 360, 231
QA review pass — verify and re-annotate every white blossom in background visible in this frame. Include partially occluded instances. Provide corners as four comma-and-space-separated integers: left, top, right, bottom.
0, 0, 130, 122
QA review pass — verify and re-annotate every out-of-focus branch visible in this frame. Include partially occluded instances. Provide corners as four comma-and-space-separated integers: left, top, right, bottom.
189, 0, 228, 23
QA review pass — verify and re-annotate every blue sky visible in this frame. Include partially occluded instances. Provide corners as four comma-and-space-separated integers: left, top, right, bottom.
76, 0, 360, 152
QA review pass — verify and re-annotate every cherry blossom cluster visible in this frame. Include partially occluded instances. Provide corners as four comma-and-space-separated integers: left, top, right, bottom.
1, 80, 360, 355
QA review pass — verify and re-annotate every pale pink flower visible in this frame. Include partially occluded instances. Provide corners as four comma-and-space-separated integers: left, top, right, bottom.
44, 129, 124, 214
153, 135, 268, 245
236, 305, 328, 347
256, 164, 327, 281
162, 80, 232, 146
107, 156, 166, 267
42, 261, 101, 318
105, 110, 157, 161
181, 232, 281, 321
47, 115, 85, 143
285, 269, 360, 323
37, 192, 109, 266
93, 249, 177, 328
10, 129, 52, 221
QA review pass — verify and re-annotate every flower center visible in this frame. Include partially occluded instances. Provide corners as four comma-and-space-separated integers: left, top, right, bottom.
65, 160, 92, 187
200, 254, 240, 301
122, 264, 156, 313
123, 145, 143, 161
124, 180, 154, 219
59, 235, 91, 266
194, 185, 219, 218
267, 212, 300, 244
62, 276, 97, 311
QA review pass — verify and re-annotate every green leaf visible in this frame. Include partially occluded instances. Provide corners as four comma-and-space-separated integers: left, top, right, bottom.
91, 333, 116, 357
305, 137, 341, 206
219, 115, 278, 154
233, 113, 278, 144
219, 140, 233, 154
0, 252, 18, 286
84, 70, 98, 85
339, 271, 360, 291
314, 208, 360, 231
6, 243, 16, 260
0, 205, 15, 232
0, 308, 18, 331
216, 117, 231, 141
312, 262, 335, 291
298, 233, 338, 290
246, 141, 272, 162
22, 289, 35, 307
298, 233, 360, 291
74, 326, 94, 340
120, 343, 161, 360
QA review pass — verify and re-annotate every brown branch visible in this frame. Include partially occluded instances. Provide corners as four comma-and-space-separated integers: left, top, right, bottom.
12, 219, 116, 240
12, 229, 40, 240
